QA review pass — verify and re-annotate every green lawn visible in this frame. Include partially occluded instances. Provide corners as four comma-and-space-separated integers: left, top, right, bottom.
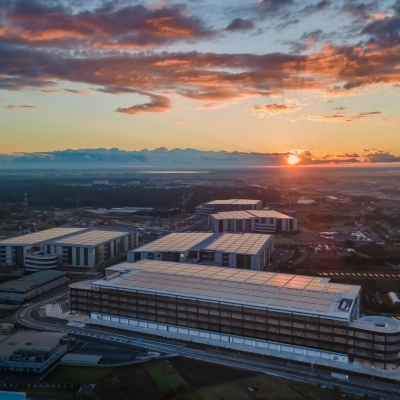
144, 360, 188, 392
174, 374, 349, 400
44, 365, 110, 383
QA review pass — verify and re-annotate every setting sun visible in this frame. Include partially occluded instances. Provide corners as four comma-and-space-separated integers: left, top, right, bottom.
286, 154, 300, 165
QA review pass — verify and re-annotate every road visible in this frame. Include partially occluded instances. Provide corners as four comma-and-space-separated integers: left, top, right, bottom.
9, 290, 400, 399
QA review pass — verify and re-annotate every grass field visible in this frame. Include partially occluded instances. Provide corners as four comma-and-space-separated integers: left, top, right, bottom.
44, 365, 110, 383
144, 360, 188, 392
43, 359, 357, 400
172, 374, 347, 400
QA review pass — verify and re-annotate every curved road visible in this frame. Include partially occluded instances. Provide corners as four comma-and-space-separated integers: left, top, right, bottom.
11, 290, 400, 400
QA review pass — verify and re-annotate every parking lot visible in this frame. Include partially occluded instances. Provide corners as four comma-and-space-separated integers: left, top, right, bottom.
69, 340, 144, 364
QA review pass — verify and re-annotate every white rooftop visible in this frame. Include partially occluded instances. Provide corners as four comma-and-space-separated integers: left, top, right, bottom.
0, 331, 66, 357
210, 210, 293, 220
202, 233, 272, 255
49, 229, 130, 247
206, 199, 261, 205
0, 228, 87, 246
133, 232, 218, 253
81, 260, 360, 321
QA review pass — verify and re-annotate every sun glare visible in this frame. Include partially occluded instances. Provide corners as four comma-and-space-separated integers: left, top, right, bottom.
286, 154, 300, 165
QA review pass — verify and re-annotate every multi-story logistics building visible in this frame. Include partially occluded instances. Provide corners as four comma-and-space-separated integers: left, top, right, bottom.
0, 331, 71, 373
195, 199, 263, 215
209, 210, 297, 234
128, 232, 274, 271
0, 228, 138, 271
0, 271, 66, 303
46, 229, 137, 269
70, 260, 400, 371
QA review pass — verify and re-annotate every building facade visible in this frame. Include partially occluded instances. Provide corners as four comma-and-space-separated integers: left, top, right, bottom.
209, 210, 297, 234
70, 260, 400, 369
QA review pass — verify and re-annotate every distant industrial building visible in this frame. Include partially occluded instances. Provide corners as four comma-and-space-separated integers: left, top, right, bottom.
195, 199, 263, 215
0, 228, 138, 270
70, 260, 400, 369
128, 232, 218, 263
92, 180, 108, 185
0, 331, 71, 373
209, 210, 297, 233
0, 270, 66, 303
128, 232, 273, 270
46, 229, 138, 269
199, 233, 273, 270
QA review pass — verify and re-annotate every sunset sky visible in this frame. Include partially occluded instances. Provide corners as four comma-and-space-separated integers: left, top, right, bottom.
1, 0, 400, 165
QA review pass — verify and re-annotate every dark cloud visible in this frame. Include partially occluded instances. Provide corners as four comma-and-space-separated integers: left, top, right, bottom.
362, 15, 400, 47
335, 153, 359, 158
340, 2, 377, 24
226, 18, 254, 31
302, 0, 331, 15
365, 151, 400, 163
253, 103, 299, 114
258, 0, 294, 14
301, 29, 324, 40
116, 93, 171, 115
288, 29, 334, 52
62, 89, 91, 95
275, 19, 299, 31
0, 0, 215, 49
333, 106, 347, 110
310, 110, 382, 122
352, 111, 382, 120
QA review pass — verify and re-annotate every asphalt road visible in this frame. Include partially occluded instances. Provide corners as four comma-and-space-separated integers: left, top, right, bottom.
9, 289, 400, 399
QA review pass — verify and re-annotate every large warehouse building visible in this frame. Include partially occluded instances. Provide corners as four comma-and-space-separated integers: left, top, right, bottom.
127, 232, 219, 263
195, 199, 263, 215
70, 260, 400, 370
0, 270, 66, 303
0, 228, 138, 270
209, 210, 297, 233
128, 232, 274, 270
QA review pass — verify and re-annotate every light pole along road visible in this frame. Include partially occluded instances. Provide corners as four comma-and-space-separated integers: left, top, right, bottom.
11, 289, 400, 400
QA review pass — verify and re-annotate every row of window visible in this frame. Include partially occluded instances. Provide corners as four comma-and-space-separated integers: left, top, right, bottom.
71, 300, 400, 348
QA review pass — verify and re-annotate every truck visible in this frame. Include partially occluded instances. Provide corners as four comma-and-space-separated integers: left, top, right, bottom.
331, 372, 349, 382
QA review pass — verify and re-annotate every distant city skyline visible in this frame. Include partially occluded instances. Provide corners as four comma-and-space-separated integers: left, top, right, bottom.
1, 0, 400, 165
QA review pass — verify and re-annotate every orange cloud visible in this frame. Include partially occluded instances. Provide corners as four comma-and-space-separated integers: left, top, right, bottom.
253, 102, 300, 114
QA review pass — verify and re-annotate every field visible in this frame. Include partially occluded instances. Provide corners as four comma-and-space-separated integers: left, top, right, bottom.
144, 359, 188, 392
171, 373, 347, 400
42, 357, 355, 400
